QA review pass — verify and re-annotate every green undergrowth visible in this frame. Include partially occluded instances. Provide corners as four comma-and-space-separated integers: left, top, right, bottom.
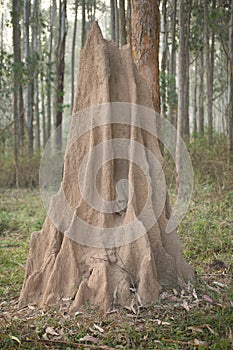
0, 135, 232, 349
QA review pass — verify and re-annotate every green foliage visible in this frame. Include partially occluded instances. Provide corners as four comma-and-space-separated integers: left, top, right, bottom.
159, 72, 177, 114
0, 153, 41, 187
0, 50, 14, 124
189, 133, 232, 186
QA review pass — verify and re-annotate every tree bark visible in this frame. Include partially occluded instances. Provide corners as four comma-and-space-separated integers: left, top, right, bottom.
41, 72, 46, 148
119, 0, 127, 47
12, 0, 21, 186
176, 0, 185, 185
160, 0, 167, 120
183, 1, 192, 141
198, 50, 204, 134
55, 0, 67, 150
33, 0, 40, 152
131, 0, 160, 113
110, 0, 116, 42
115, 0, 119, 47
71, 0, 78, 112
24, 0, 33, 154
81, 0, 86, 47
204, 0, 213, 145
126, 0, 131, 44
227, 1, 233, 163
193, 56, 197, 136
168, 0, 177, 126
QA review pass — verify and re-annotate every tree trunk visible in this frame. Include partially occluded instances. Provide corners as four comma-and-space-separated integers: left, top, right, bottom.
33, 0, 40, 152
19, 23, 194, 313
227, 1, 233, 163
126, 0, 131, 44
193, 56, 197, 136
19, 84, 24, 150
115, 0, 119, 47
198, 50, 204, 134
176, 0, 185, 184
46, 0, 56, 142
24, 0, 33, 154
183, 51, 190, 139
81, 0, 86, 47
160, 0, 167, 120
168, 0, 177, 126
71, 0, 78, 112
110, 0, 116, 42
183, 1, 192, 141
12, 0, 21, 186
41, 72, 47, 148
131, 0, 160, 113
55, 0, 67, 150
204, 0, 213, 145
119, 0, 127, 47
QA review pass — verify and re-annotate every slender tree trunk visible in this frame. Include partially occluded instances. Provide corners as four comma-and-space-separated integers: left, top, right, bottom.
204, 0, 213, 145
183, 50, 190, 139
33, 0, 40, 152
183, 2, 192, 141
210, 0, 215, 136
115, 0, 119, 46
161, 0, 167, 120
81, 0, 86, 47
126, 0, 131, 44
110, 0, 116, 42
193, 56, 197, 136
71, 0, 78, 112
176, 0, 185, 185
168, 0, 177, 126
41, 73, 46, 148
39, 18, 46, 147
0, 8, 3, 53
227, 1, 233, 163
12, 0, 21, 186
24, 0, 33, 153
119, 0, 126, 46
198, 50, 204, 134
19, 84, 24, 149
131, 0, 160, 113
55, 0, 67, 150
47, 0, 56, 142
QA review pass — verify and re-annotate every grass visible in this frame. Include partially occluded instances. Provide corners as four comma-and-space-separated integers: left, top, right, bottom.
0, 137, 232, 349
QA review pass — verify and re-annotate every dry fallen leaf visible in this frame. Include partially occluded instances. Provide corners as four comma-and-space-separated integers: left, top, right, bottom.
182, 300, 190, 311
213, 281, 227, 288
204, 324, 216, 335
1, 312, 11, 322
93, 323, 104, 333
188, 326, 204, 333
192, 288, 198, 299
75, 311, 83, 316
194, 338, 208, 346
155, 319, 171, 326
203, 295, 214, 304
130, 300, 137, 314
45, 326, 59, 336
79, 335, 99, 343
11, 335, 21, 345
106, 309, 117, 314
